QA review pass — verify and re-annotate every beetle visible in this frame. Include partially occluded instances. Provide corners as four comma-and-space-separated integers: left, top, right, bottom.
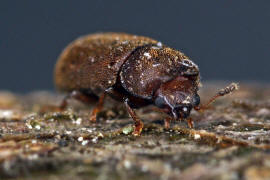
54, 32, 238, 136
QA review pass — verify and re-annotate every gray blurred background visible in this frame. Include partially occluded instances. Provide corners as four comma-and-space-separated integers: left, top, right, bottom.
1, 1, 269, 93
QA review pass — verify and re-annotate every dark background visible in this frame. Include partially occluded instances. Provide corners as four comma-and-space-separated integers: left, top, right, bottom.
1, 1, 269, 93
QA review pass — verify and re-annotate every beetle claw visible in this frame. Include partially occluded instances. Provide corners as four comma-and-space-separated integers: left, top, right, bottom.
132, 122, 144, 136
89, 93, 106, 123
89, 114, 97, 123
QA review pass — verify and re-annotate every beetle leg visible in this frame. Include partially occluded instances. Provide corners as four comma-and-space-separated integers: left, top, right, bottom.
58, 91, 81, 110
61, 90, 99, 107
104, 87, 124, 100
187, 117, 194, 128
41, 90, 98, 113
164, 117, 172, 129
124, 99, 144, 136
89, 93, 106, 122
58, 90, 99, 110
40, 93, 71, 113
147, 107, 172, 130
195, 83, 239, 112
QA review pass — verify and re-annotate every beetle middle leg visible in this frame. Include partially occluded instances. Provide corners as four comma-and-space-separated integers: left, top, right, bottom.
89, 93, 106, 122
124, 98, 144, 136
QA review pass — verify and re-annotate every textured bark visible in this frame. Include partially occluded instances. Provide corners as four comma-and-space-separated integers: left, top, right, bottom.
0, 82, 270, 180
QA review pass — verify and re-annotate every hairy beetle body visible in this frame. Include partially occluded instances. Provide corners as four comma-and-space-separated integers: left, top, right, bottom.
55, 33, 157, 95
54, 32, 237, 136
55, 33, 199, 97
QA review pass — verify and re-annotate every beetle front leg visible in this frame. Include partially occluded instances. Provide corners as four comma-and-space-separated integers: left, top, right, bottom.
124, 99, 144, 136
150, 107, 172, 129
164, 117, 172, 129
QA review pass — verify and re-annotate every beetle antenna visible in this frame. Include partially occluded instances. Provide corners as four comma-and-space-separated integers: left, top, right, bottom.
195, 82, 239, 112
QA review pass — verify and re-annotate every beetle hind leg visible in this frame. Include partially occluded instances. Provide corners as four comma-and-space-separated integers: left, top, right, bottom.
41, 90, 99, 113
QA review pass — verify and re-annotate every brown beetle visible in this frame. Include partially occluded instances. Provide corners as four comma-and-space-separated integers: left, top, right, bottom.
54, 32, 238, 136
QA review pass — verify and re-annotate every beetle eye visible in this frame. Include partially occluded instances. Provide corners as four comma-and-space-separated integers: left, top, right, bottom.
181, 105, 192, 118
154, 96, 166, 108
192, 94, 200, 107
182, 106, 188, 112
174, 105, 191, 119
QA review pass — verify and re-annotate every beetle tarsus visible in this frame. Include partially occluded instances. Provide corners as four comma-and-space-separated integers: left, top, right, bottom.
89, 93, 106, 122
187, 118, 194, 128
133, 121, 144, 136
124, 99, 144, 136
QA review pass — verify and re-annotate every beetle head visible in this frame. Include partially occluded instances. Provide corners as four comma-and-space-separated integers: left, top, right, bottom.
154, 76, 200, 120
